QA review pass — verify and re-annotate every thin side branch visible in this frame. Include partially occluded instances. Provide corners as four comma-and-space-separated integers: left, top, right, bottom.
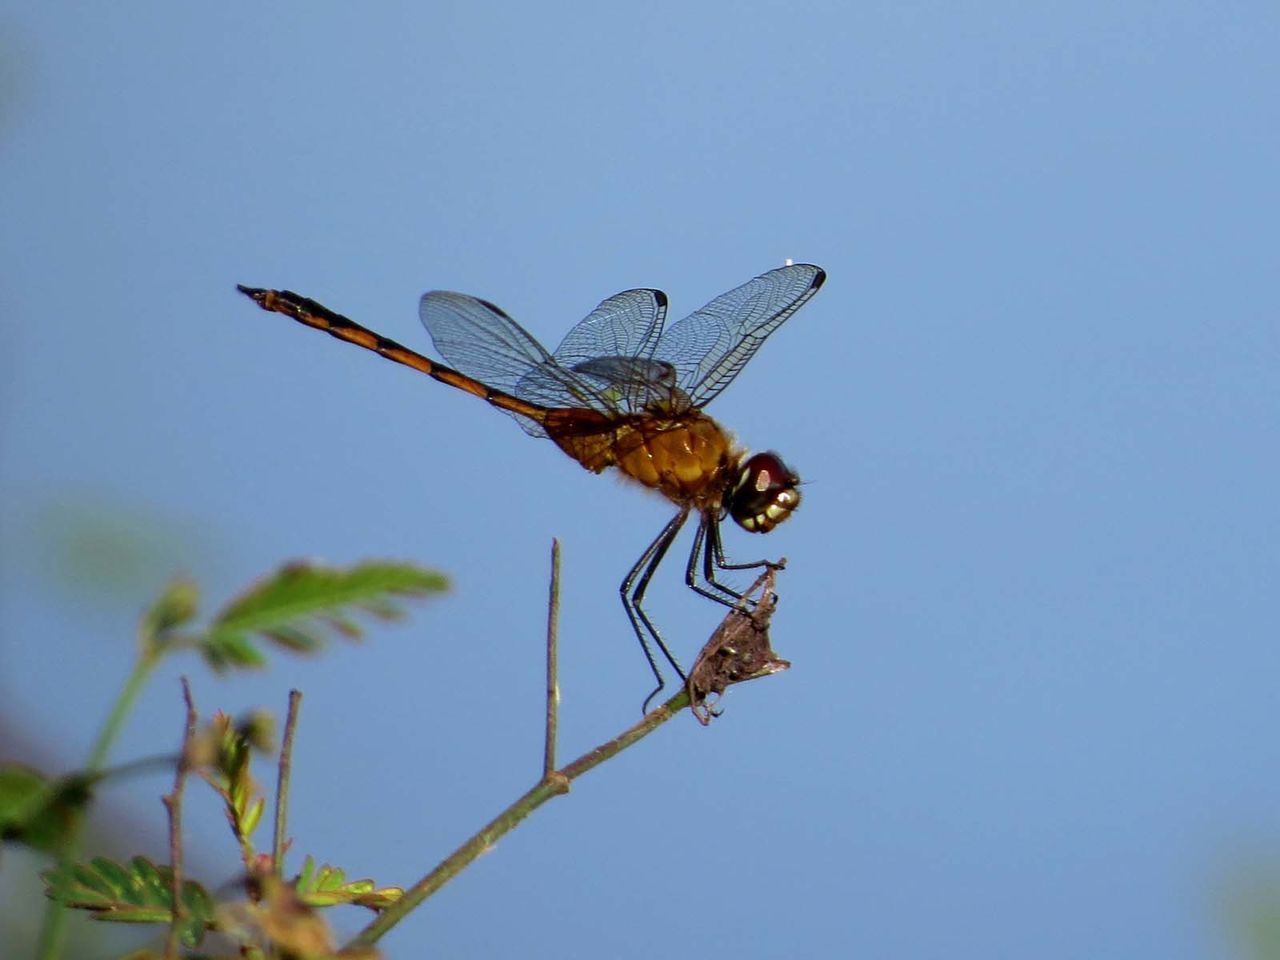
273, 689, 303, 878
342, 687, 689, 951
543, 539, 562, 778
161, 678, 198, 960
338, 560, 789, 952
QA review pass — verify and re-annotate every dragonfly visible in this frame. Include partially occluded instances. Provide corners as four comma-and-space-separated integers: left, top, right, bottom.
237, 262, 825, 708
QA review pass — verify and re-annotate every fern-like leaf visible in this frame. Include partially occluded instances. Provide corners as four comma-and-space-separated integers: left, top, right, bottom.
295, 855, 403, 910
43, 856, 216, 946
197, 561, 446, 671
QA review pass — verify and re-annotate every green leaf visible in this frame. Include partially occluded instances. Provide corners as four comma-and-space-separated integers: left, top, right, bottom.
43, 856, 216, 945
321, 611, 363, 638
197, 560, 446, 672
262, 624, 320, 653
240, 796, 266, 838
297, 853, 318, 889
193, 713, 270, 851
294, 855, 403, 910
201, 631, 268, 671
0, 764, 95, 854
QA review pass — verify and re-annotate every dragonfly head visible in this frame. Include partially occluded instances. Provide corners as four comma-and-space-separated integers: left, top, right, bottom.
728, 452, 801, 533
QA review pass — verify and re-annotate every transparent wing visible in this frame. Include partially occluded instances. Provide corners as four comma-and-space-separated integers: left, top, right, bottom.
420, 291, 607, 436
549, 288, 668, 367
652, 263, 826, 408
419, 287, 676, 436
420, 291, 556, 394
518, 288, 673, 415
566, 355, 684, 414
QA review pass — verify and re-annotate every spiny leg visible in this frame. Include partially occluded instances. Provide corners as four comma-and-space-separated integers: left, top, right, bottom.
685, 516, 786, 609
621, 507, 691, 712
709, 517, 787, 572
684, 515, 744, 608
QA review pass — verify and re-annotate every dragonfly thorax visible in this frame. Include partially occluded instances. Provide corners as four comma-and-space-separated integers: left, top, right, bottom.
600, 410, 740, 508
727, 452, 801, 533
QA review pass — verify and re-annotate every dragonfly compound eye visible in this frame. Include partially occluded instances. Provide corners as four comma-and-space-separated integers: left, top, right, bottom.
729, 452, 801, 533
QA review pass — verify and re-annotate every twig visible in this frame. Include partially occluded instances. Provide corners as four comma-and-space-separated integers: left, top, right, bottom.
273, 689, 303, 879
341, 686, 690, 952
339, 557, 791, 952
543, 540, 562, 778
161, 678, 198, 960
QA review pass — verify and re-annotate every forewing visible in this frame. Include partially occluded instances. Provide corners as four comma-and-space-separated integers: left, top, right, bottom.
652, 263, 826, 408
516, 287, 669, 414
550, 288, 668, 368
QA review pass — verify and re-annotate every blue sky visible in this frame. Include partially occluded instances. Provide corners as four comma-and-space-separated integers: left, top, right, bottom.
2, 3, 1277, 957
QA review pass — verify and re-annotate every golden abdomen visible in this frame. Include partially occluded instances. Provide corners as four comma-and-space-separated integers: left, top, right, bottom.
545, 409, 738, 509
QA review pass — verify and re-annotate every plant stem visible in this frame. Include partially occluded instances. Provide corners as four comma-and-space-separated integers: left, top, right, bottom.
543, 540, 561, 778
273, 689, 303, 878
35, 647, 161, 960
341, 687, 690, 952
161, 679, 198, 960
88, 649, 161, 772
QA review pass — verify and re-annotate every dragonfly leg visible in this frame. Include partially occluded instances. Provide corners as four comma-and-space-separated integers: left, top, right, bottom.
685, 517, 785, 609
622, 507, 691, 712
685, 515, 743, 608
